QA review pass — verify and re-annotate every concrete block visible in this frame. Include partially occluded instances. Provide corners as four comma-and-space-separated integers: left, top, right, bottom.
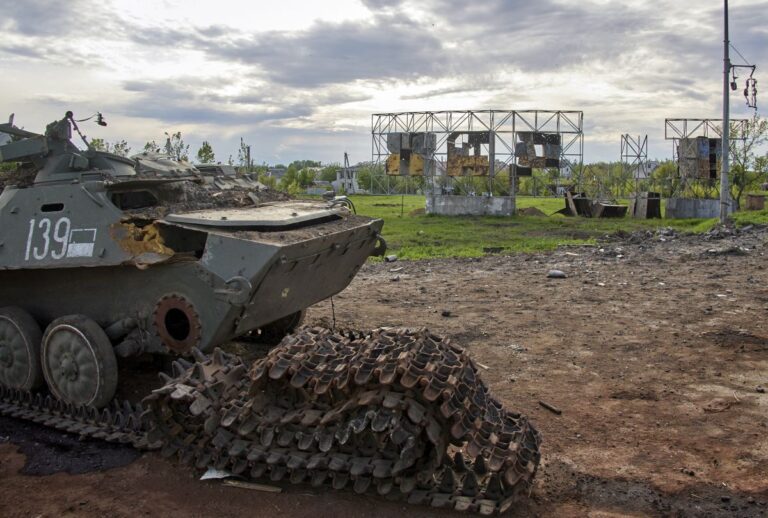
665, 197, 733, 219
426, 195, 515, 216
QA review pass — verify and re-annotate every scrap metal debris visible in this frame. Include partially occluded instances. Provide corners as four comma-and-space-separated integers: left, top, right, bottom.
0, 327, 541, 515
538, 401, 562, 415
144, 327, 541, 515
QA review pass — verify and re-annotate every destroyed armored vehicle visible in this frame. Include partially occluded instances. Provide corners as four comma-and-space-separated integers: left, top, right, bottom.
139, 157, 267, 192
0, 112, 540, 514
0, 112, 384, 407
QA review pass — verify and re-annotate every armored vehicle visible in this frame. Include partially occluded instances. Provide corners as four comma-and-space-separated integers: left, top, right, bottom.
0, 112, 384, 407
0, 112, 540, 514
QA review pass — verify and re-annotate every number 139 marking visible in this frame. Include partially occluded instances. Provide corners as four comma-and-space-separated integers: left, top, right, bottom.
24, 217, 71, 261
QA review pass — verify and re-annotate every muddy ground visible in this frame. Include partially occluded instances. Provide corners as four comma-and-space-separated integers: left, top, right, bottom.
1, 226, 767, 517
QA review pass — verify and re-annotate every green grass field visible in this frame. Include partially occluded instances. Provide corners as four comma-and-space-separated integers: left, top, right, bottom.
346, 195, 761, 260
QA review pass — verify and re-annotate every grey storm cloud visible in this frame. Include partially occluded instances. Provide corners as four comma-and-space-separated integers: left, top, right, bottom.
0, 0, 123, 65
0, 42, 46, 59
117, 0, 754, 89
133, 14, 447, 88
0, 0, 120, 38
1, 0, 82, 36
423, 1, 694, 71
121, 79, 315, 124
123, 77, 369, 114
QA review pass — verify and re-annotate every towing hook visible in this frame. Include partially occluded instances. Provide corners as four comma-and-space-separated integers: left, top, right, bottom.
372, 233, 387, 257
214, 276, 253, 306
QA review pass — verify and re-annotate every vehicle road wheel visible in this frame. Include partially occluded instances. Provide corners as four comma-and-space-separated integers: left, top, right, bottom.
258, 310, 306, 345
0, 307, 44, 391
41, 315, 118, 408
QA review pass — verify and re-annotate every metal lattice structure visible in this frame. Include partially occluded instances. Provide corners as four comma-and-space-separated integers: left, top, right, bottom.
664, 118, 748, 197
621, 134, 649, 179
621, 134, 649, 197
665, 118, 748, 140
370, 110, 584, 196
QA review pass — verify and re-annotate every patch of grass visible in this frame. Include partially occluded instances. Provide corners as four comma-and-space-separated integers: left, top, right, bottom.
515, 196, 565, 215
350, 195, 717, 260
733, 208, 768, 226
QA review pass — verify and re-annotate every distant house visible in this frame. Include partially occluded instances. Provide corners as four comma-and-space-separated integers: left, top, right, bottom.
560, 162, 574, 178
637, 160, 660, 179
332, 164, 362, 194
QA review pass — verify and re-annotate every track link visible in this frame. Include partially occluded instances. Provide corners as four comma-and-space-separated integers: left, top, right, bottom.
144, 327, 541, 514
0, 327, 540, 514
0, 385, 153, 449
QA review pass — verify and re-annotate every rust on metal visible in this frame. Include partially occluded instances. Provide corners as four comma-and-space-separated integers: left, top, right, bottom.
111, 221, 175, 258
152, 294, 203, 353
144, 327, 541, 515
446, 155, 489, 177
385, 153, 425, 176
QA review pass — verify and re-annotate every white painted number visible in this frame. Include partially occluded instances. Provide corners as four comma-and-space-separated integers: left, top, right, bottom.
51, 218, 71, 259
33, 218, 51, 260
24, 217, 92, 261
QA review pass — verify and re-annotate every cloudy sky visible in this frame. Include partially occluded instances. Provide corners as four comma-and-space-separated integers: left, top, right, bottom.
1, 0, 765, 165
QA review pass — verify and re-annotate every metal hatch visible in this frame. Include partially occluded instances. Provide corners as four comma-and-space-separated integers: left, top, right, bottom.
163, 201, 340, 228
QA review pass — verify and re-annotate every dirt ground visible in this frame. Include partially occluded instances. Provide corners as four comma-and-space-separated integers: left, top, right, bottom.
1, 225, 767, 517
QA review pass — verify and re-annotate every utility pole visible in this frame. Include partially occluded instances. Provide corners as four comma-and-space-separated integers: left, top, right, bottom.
720, 0, 731, 223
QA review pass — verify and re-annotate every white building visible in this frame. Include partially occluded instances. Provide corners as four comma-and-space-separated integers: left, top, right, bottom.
332, 165, 362, 194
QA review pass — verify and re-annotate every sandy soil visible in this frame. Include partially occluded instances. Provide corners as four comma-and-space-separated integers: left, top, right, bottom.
1, 225, 767, 517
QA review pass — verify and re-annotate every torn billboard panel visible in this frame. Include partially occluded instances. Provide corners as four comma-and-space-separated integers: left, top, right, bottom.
385, 132, 435, 176
677, 137, 721, 180
515, 132, 561, 169
446, 131, 490, 177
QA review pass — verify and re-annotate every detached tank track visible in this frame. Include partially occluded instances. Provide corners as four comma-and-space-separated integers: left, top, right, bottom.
0, 386, 154, 449
0, 327, 540, 514
144, 327, 541, 515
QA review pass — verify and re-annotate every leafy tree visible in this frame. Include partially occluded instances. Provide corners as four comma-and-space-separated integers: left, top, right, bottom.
581, 163, 618, 198
649, 160, 678, 198
237, 138, 251, 171
277, 164, 314, 191
89, 138, 131, 156
492, 170, 512, 196
258, 173, 277, 189
89, 138, 106, 151
728, 114, 768, 208
356, 163, 381, 192
298, 168, 316, 187
144, 140, 161, 153
320, 164, 340, 182
196, 141, 215, 164
283, 179, 302, 195
289, 160, 321, 170
110, 140, 131, 157
278, 165, 298, 191
164, 131, 189, 162
253, 163, 269, 175
518, 169, 555, 196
